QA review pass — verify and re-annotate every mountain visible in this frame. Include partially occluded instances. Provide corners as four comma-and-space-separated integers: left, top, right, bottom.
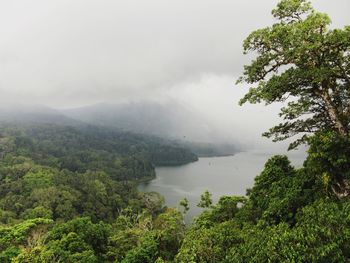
0, 104, 198, 167
62, 101, 241, 155
63, 102, 212, 140
0, 104, 80, 126
0, 103, 240, 157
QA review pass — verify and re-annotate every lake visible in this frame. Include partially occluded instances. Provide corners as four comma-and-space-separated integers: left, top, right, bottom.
138, 151, 307, 221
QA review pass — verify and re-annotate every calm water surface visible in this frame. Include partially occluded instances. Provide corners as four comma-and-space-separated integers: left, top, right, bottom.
138, 151, 306, 221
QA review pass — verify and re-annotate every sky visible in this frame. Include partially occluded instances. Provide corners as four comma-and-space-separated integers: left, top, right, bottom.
0, 0, 349, 149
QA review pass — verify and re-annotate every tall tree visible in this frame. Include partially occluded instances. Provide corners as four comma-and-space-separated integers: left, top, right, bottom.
238, 0, 350, 149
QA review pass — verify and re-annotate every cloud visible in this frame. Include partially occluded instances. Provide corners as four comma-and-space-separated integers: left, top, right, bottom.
0, 0, 348, 107
0, 0, 348, 150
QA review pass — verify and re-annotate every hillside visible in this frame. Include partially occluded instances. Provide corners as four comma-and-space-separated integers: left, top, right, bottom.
0, 0, 348, 261
0, 124, 349, 262
0, 104, 80, 126
63, 101, 240, 156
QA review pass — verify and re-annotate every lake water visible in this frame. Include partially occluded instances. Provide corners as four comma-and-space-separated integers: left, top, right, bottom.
138, 151, 307, 221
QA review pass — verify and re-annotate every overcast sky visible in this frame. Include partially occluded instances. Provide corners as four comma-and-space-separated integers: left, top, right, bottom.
0, 0, 349, 149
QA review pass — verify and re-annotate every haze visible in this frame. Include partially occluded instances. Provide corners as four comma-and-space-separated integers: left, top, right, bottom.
1, 0, 349, 149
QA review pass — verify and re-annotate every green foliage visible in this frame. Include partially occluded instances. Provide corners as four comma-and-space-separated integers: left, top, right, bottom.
141, 192, 165, 217
176, 221, 241, 263
154, 208, 185, 260
122, 232, 159, 263
225, 199, 350, 263
108, 208, 185, 262
177, 154, 350, 262
238, 0, 350, 147
22, 169, 54, 192
0, 1, 349, 260
14, 217, 111, 263
0, 218, 52, 262
197, 190, 213, 208
1, 123, 197, 180
22, 206, 53, 220
305, 131, 350, 197
0, 123, 192, 262
179, 198, 190, 214
245, 155, 323, 225
2, 123, 349, 262
211, 196, 246, 224
149, 146, 198, 166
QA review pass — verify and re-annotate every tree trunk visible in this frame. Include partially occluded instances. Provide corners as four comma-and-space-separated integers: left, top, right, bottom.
331, 178, 350, 198
319, 88, 348, 136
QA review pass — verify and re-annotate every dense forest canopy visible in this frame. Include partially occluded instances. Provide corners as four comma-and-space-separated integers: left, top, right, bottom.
0, 0, 349, 262
0, 123, 198, 173
0, 123, 194, 261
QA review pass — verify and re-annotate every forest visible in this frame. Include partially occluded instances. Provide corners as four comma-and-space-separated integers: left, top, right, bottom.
0, 123, 195, 261
1, 127, 349, 262
1, 0, 350, 262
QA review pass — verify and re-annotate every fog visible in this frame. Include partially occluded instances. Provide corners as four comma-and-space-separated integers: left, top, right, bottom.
0, 0, 349, 150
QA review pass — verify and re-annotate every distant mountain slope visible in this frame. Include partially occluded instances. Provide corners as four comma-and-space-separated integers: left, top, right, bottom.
0, 104, 81, 126
0, 103, 240, 157
0, 104, 198, 168
63, 102, 217, 141
178, 141, 239, 157
62, 101, 240, 154
0, 122, 198, 171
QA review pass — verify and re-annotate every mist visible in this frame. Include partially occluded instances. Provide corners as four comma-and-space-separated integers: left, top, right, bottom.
0, 0, 349, 150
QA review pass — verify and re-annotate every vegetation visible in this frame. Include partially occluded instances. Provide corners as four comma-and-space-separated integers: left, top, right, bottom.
0, 0, 349, 262
0, 123, 189, 262
238, 0, 350, 149
0, 123, 197, 178
176, 150, 350, 262
2, 130, 349, 262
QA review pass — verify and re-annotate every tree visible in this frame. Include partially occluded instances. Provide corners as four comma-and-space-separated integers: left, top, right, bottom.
197, 190, 213, 209
179, 198, 190, 215
246, 155, 322, 224
153, 208, 186, 260
18, 218, 111, 263
305, 131, 350, 197
238, 0, 350, 149
0, 218, 52, 262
